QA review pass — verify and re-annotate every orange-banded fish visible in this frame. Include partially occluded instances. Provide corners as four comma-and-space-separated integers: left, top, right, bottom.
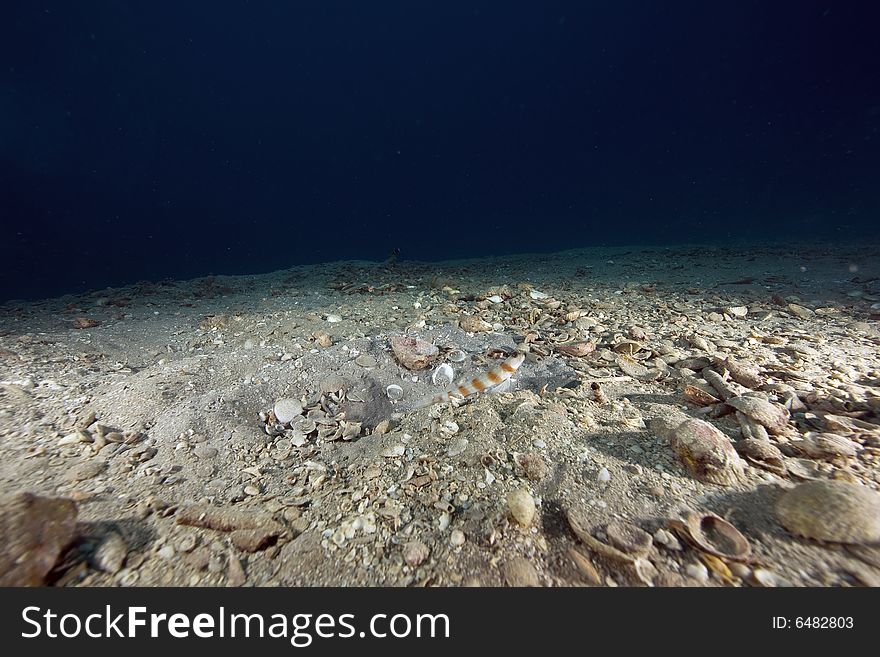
414, 351, 526, 408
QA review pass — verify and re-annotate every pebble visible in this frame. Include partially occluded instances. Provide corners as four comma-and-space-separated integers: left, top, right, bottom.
532, 438, 547, 449
0, 493, 78, 585
728, 562, 751, 579
652, 528, 682, 551
606, 521, 652, 557
319, 375, 349, 393
752, 568, 779, 587
94, 533, 127, 574
158, 545, 176, 560
194, 445, 218, 459
273, 398, 303, 424
355, 354, 377, 368
244, 484, 260, 496
686, 562, 709, 584
381, 444, 406, 458
326, 314, 343, 323
597, 467, 611, 483
507, 489, 536, 527
450, 530, 466, 547
177, 534, 198, 553
67, 460, 106, 483
519, 453, 549, 481
446, 438, 468, 457
403, 540, 430, 567
502, 557, 541, 586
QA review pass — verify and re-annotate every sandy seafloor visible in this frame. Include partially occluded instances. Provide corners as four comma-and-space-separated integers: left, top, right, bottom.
1, 244, 879, 587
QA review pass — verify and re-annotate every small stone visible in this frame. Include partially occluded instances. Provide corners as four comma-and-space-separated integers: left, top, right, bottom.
519, 453, 549, 481
381, 444, 406, 458
231, 529, 278, 552
77, 410, 97, 430
605, 521, 652, 557
273, 398, 303, 424
403, 540, 430, 567
752, 568, 779, 587
787, 303, 814, 318
94, 532, 127, 574
313, 331, 332, 347
446, 438, 468, 457
686, 562, 709, 583
319, 375, 349, 393
532, 438, 547, 449
450, 530, 466, 547
177, 534, 198, 553
326, 314, 343, 323
0, 493, 78, 586
502, 557, 541, 586
355, 354, 378, 368
158, 545, 176, 560
226, 551, 247, 587
390, 336, 439, 370
507, 489, 536, 527
597, 467, 611, 483
244, 484, 260, 496
194, 445, 218, 459
653, 528, 682, 551
728, 562, 751, 579
67, 460, 107, 483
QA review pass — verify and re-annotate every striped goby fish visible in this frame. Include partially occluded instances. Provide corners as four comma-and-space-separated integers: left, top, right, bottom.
415, 351, 526, 408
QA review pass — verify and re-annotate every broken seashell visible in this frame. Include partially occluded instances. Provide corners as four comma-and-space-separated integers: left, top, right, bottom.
668, 511, 751, 562
735, 439, 786, 475
725, 395, 790, 434
792, 432, 859, 460
555, 342, 596, 358
785, 457, 821, 480
683, 384, 720, 406
605, 521, 653, 558
458, 315, 493, 333
713, 357, 763, 389
432, 363, 454, 386
447, 349, 467, 363
385, 384, 404, 401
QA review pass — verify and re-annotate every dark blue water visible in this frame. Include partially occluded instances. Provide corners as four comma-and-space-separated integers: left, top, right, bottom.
2, 1, 878, 301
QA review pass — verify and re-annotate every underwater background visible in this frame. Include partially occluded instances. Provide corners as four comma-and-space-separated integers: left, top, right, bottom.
1, 0, 878, 301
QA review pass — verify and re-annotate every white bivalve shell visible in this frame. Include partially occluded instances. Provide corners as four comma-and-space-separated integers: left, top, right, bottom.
432, 363, 454, 386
